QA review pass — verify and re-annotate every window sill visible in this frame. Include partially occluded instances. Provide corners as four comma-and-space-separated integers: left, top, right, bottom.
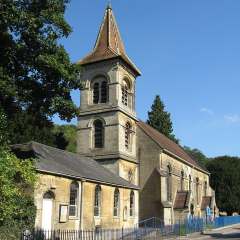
68, 216, 79, 220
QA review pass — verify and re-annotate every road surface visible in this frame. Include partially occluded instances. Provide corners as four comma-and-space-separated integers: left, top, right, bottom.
188, 224, 240, 240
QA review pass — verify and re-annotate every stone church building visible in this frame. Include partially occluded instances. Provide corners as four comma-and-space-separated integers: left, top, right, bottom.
13, 5, 217, 231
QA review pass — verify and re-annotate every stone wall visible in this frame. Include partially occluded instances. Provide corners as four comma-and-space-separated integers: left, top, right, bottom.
136, 127, 162, 220
137, 126, 215, 223
34, 173, 138, 230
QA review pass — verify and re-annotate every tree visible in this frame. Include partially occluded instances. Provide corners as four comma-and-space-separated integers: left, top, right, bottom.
53, 124, 77, 152
184, 146, 208, 167
0, 109, 36, 239
147, 95, 179, 143
206, 156, 240, 215
0, 0, 81, 144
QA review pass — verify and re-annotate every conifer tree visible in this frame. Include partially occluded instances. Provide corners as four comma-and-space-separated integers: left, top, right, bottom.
147, 95, 179, 143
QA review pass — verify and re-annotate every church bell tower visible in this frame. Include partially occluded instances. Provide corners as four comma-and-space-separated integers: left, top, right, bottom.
77, 5, 141, 185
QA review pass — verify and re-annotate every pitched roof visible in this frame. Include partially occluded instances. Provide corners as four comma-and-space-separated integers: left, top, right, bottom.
78, 5, 141, 76
201, 196, 212, 210
11, 141, 138, 189
137, 121, 209, 174
174, 191, 191, 209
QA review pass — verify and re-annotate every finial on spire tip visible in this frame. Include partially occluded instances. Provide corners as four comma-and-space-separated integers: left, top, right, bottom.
107, 0, 112, 10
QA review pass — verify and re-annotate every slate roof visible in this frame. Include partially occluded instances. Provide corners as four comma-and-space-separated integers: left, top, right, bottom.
174, 191, 191, 209
201, 196, 212, 210
11, 141, 138, 189
78, 5, 141, 76
137, 121, 209, 174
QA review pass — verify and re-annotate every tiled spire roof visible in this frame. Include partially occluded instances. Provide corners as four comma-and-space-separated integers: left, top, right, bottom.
79, 6, 141, 76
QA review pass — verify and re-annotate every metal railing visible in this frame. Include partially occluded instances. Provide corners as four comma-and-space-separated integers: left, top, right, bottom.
21, 215, 240, 240
214, 215, 240, 228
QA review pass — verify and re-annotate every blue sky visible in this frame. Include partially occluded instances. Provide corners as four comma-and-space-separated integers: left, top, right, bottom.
54, 0, 240, 158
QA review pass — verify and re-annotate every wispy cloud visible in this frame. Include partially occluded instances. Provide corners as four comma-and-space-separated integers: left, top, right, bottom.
224, 114, 240, 123
200, 107, 214, 115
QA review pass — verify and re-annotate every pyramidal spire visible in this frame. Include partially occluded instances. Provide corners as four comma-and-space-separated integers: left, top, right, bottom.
79, 6, 141, 76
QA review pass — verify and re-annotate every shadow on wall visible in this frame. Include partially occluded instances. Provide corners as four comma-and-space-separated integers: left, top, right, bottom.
139, 169, 162, 221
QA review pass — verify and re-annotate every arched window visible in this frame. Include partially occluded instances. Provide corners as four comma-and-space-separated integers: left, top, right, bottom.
204, 181, 207, 196
113, 188, 120, 217
92, 76, 108, 104
69, 182, 79, 217
166, 165, 172, 201
189, 175, 192, 191
94, 185, 101, 217
43, 191, 55, 199
196, 178, 200, 204
125, 122, 132, 150
122, 80, 129, 106
101, 81, 107, 103
180, 170, 184, 191
93, 120, 104, 148
93, 82, 100, 104
130, 191, 135, 217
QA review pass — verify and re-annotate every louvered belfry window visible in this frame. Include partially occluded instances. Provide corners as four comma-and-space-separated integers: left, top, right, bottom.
122, 81, 128, 106
94, 120, 104, 148
93, 82, 100, 104
92, 77, 108, 104
101, 81, 107, 103
125, 122, 131, 150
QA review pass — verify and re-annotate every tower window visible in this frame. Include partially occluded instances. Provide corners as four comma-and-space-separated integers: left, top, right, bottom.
92, 77, 108, 104
125, 122, 132, 150
130, 191, 135, 217
122, 81, 129, 106
69, 182, 79, 217
113, 188, 120, 217
93, 82, 100, 104
93, 120, 104, 148
94, 185, 101, 217
101, 81, 107, 103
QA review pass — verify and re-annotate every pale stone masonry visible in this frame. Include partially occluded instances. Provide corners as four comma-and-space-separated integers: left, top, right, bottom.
12, 4, 217, 231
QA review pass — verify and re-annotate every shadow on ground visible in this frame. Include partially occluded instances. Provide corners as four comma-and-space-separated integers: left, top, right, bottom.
205, 232, 240, 239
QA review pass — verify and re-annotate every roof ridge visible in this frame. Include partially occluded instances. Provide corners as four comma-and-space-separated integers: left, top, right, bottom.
137, 121, 208, 174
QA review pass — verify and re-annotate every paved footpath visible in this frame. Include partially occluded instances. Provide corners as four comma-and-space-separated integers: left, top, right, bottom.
181, 224, 240, 240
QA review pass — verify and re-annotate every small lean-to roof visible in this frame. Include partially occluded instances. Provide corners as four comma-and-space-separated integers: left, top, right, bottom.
174, 191, 191, 209
78, 5, 141, 76
201, 196, 212, 210
11, 141, 138, 189
137, 121, 209, 174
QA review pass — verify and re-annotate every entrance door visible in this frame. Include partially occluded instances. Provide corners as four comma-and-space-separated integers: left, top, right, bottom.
42, 192, 54, 231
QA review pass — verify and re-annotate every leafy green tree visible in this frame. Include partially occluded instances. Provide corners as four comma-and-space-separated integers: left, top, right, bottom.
0, 109, 36, 239
147, 95, 179, 143
53, 124, 77, 152
184, 146, 208, 167
206, 156, 240, 215
0, 0, 81, 144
